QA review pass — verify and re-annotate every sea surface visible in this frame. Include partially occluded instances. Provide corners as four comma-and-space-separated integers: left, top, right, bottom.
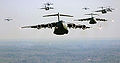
0, 40, 119, 63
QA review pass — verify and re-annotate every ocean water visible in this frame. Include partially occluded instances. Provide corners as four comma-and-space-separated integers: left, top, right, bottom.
0, 40, 119, 63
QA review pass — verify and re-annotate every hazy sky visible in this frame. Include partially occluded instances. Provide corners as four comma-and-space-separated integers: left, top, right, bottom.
0, 0, 120, 41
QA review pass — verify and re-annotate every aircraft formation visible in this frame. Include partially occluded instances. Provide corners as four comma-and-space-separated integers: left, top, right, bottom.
4, 2, 115, 35
21, 2, 115, 35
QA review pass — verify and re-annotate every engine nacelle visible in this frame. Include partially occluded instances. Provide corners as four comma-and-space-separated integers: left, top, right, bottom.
37, 25, 41, 29
67, 23, 76, 28
102, 10, 107, 14
82, 25, 90, 30
81, 25, 86, 30
48, 24, 53, 28
89, 18, 97, 24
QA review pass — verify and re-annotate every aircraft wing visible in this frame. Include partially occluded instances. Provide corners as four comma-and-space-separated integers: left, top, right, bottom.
96, 18, 107, 21
106, 8, 115, 12
49, 7, 54, 9
67, 23, 90, 30
40, 8, 46, 9
9, 19, 13, 20
21, 22, 56, 29
74, 18, 91, 21
21, 25, 38, 28
59, 14, 73, 17
43, 14, 58, 17
95, 10, 103, 12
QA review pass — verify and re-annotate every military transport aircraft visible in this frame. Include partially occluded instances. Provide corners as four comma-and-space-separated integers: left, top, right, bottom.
40, 2, 54, 11
4, 18, 13, 21
74, 13, 107, 24
106, 6, 115, 12
82, 7, 89, 10
95, 6, 114, 14
21, 13, 90, 35
40, 5, 54, 11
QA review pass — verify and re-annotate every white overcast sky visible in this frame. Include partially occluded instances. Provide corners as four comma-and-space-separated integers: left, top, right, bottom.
0, 0, 120, 41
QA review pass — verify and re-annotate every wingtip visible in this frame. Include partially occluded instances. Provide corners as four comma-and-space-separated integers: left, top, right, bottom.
74, 19, 78, 21
21, 27, 25, 28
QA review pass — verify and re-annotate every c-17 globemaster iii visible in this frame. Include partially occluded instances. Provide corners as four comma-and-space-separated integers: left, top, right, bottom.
4, 18, 13, 21
74, 13, 107, 24
21, 13, 90, 35
95, 6, 115, 14
40, 2, 54, 11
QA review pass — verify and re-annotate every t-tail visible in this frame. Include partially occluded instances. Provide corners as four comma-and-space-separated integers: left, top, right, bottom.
43, 12, 73, 22
85, 13, 99, 17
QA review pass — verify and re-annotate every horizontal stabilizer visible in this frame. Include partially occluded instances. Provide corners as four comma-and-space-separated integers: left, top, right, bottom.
43, 14, 58, 17
59, 14, 73, 17
85, 13, 98, 16
43, 13, 73, 17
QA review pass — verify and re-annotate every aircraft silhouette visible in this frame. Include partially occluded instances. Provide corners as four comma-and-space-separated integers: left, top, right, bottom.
40, 3, 54, 11
74, 13, 107, 24
82, 7, 89, 10
22, 13, 90, 35
95, 6, 115, 14
5, 18, 13, 21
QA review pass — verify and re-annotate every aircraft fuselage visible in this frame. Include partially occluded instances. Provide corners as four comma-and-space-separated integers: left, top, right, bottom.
45, 7, 50, 10
102, 9, 107, 14
89, 17, 97, 24
53, 21, 68, 35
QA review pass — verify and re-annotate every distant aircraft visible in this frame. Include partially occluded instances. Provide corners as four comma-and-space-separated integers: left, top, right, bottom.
98, 25, 102, 30
95, 7, 107, 14
82, 7, 89, 10
74, 13, 107, 24
95, 6, 114, 14
40, 5, 54, 11
40, 2, 54, 11
106, 6, 115, 12
21, 13, 90, 35
5, 18, 13, 21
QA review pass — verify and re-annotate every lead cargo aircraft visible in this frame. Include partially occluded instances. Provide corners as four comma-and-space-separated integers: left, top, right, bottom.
21, 13, 90, 35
